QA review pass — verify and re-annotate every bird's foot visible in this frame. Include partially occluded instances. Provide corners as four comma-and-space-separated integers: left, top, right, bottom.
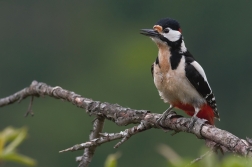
188, 116, 197, 132
156, 116, 170, 132
156, 108, 173, 132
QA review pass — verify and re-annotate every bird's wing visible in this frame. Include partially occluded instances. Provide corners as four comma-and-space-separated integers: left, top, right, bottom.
185, 57, 219, 118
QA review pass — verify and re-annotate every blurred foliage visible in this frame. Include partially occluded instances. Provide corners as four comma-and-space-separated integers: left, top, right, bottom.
170, 155, 252, 167
0, 1, 252, 167
0, 127, 36, 166
105, 146, 252, 167
186, 151, 252, 167
158, 145, 252, 167
172, 152, 252, 167
104, 152, 121, 167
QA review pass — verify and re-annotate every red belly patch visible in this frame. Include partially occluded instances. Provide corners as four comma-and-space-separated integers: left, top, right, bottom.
173, 102, 215, 125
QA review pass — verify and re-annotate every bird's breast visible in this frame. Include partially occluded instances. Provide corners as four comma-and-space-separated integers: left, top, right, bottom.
153, 56, 205, 108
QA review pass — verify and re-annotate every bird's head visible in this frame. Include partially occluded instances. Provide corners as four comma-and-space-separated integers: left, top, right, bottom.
140, 18, 183, 50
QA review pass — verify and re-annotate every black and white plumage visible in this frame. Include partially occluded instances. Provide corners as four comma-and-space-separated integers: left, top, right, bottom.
141, 18, 219, 125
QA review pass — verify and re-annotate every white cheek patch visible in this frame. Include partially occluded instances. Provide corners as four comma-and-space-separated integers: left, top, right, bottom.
163, 29, 181, 42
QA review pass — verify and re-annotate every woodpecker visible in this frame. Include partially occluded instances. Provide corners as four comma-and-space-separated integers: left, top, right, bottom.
140, 18, 220, 125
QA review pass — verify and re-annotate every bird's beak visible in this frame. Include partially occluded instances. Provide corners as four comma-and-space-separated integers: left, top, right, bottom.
140, 29, 160, 37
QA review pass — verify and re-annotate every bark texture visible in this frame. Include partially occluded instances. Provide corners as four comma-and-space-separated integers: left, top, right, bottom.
1, 81, 252, 167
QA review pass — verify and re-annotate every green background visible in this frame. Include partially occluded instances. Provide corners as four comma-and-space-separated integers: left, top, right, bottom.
1, 1, 252, 167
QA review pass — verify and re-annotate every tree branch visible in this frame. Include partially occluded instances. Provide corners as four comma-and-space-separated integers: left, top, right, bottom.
59, 120, 152, 153
1, 80, 252, 166
78, 116, 105, 167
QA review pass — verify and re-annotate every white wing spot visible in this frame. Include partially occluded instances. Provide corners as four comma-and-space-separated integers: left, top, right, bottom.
191, 61, 213, 94
191, 61, 207, 81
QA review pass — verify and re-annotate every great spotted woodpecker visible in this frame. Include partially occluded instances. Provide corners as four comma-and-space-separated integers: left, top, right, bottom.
140, 18, 220, 125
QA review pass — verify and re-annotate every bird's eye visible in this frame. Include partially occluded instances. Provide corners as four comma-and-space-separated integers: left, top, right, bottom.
163, 29, 169, 33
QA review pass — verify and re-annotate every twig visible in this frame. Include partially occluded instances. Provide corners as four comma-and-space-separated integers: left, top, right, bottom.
187, 151, 212, 166
59, 121, 152, 153
78, 116, 105, 167
24, 96, 34, 117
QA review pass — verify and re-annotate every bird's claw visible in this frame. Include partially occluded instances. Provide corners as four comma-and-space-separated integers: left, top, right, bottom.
156, 116, 171, 132
188, 116, 197, 132
156, 109, 173, 132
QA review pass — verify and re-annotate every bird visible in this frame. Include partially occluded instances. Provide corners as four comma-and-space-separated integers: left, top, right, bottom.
140, 18, 220, 126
